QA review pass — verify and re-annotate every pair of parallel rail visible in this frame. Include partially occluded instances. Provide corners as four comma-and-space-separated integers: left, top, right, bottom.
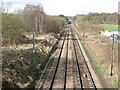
36, 27, 97, 90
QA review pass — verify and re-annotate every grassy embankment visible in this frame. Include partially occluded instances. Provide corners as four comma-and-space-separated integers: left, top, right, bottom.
73, 13, 118, 88
2, 33, 60, 88
74, 29, 118, 88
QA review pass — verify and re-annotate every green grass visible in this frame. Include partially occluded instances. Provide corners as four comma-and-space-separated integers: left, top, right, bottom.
100, 24, 118, 32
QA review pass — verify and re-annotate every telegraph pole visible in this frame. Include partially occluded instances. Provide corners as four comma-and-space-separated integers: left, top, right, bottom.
110, 34, 115, 76
32, 32, 35, 53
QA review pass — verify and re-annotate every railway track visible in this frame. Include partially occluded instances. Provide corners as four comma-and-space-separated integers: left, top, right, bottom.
36, 25, 100, 90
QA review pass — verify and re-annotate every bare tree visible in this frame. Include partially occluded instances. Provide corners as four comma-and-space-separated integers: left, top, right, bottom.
23, 4, 45, 33
1, 0, 12, 13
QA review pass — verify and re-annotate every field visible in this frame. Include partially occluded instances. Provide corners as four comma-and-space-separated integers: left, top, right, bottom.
100, 24, 118, 32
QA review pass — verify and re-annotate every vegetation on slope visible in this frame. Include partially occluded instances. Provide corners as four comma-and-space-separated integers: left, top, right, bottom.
2, 4, 67, 46
2, 3, 66, 88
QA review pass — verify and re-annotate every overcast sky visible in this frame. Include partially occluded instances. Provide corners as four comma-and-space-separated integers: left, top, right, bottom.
4, 0, 119, 16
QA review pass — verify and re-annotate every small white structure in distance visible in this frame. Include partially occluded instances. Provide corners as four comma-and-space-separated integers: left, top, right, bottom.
101, 30, 119, 37
101, 31, 112, 36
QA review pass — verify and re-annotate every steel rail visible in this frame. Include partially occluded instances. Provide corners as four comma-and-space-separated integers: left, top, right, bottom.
71, 29, 83, 89
75, 34, 97, 89
64, 30, 69, 90
49, 30, 67, 90
72, 28, 97, 89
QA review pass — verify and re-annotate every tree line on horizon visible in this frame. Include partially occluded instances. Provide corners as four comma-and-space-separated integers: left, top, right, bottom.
73, 13, 118, 31
74, 13, 118, 24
